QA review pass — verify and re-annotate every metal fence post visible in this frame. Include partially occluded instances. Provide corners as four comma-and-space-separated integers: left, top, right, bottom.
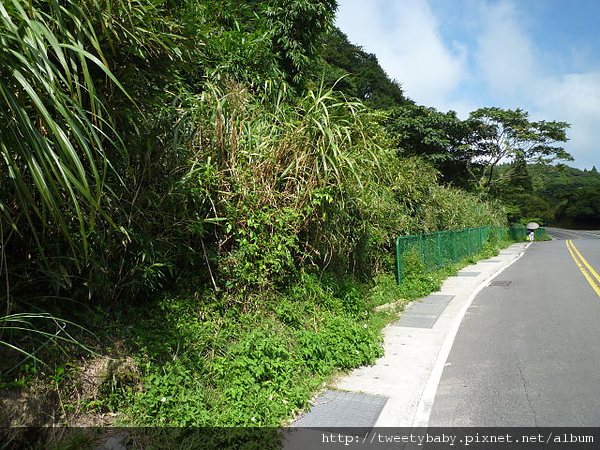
467, 228, 472, 255
395, 236, 402, 284
437, 232, 442, 268
452, 231, 457, 262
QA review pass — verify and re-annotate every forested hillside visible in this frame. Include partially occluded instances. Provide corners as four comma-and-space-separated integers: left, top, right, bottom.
0, 0, 576, 434
490, 163, 600, 227
531, 165, 600, 227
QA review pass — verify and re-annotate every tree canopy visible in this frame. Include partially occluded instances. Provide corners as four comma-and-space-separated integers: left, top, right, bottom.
466, 107, 572, 192
319, 28, 410, 108
383, 104, 475, 188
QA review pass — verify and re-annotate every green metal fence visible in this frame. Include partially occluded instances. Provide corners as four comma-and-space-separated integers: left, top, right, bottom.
395, 226, 547, 284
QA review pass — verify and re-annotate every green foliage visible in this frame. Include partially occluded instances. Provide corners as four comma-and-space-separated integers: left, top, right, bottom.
0, 0, 126, 268
394, 247, 445, 299
493, 162, 600, 227
0, 0, 508, 312
366, 272, 406, 308
116, 271, 388, 427
467, 107, 571, 192
219, 205, 301, 292
211, 327, 311, 426
421, 186, 506, 231
297, 314, 382, 372
319, 28, 410, 109
0, 0, 201, 311
530, 164, 600, 227
199, 0, 338, 87
125, 359, 212, 426
384, 105, 476, 188
555, 183, 600, 227
179, 80, 425, 297
530, 163, 600, 196
0, 312, 94, 376
500, 157, 534, 193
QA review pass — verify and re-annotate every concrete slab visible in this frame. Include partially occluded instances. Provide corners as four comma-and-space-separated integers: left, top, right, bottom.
392, 314, 438, 328
407, 302, 448, 315
293, 390, 388, 429
420, 294, 454, 305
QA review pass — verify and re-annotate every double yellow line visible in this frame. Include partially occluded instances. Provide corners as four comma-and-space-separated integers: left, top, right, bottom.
566, 239, 600, 297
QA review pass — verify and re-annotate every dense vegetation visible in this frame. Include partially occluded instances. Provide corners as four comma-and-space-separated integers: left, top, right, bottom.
495, 163, 600, 227
0, 0, 580, 433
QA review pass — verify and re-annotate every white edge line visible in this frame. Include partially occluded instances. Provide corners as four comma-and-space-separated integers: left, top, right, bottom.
411, 242, 531, 427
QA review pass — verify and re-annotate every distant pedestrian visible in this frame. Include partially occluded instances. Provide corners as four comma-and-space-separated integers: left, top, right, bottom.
526, 228, 535, 242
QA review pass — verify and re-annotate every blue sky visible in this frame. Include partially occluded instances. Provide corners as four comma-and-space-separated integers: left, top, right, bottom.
335, 0, 600, 169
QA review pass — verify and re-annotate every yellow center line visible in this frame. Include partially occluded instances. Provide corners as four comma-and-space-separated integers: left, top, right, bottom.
567, 240, 600, 285
566, 240, 600, 297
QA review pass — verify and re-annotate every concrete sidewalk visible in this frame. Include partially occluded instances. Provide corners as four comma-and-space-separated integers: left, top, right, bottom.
290, 242, 530, 429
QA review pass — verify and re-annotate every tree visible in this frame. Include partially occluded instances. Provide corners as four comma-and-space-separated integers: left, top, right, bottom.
384, 105, 475, 189
493, 159, 554, 223
555, 184, 600, 227
319, 28, 409, 109
495, 157, 533, 195
466, 107, 571, 192
201, 0, 338, 87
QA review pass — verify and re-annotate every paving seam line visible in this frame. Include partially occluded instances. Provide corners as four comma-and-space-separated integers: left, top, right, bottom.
411, 242, 531, 427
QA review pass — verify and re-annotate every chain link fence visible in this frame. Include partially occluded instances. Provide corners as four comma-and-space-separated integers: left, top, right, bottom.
395, 226, 548, 284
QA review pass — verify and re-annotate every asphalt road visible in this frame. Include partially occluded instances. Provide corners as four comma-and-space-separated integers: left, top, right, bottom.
428, 228, 600, 426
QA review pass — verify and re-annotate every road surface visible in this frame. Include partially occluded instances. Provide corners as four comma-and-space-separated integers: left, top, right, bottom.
428, 228, 600, 426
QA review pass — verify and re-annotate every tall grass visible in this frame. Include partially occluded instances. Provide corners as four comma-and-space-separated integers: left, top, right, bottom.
0, 0, 129, 266
0, 0, 173, 366
177, 81, 393, 296
175, 80, 508, 297
0, 312, 93, 373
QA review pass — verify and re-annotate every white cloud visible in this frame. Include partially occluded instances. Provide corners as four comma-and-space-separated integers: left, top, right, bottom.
475, 1, 537, 99
335, 0, 468, 107
534, 73, 600, 169
540, 73, 600, 118
466, 0, 599, 168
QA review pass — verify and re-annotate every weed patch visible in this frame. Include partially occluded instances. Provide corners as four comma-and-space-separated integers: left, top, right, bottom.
90, 273, 373, 426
